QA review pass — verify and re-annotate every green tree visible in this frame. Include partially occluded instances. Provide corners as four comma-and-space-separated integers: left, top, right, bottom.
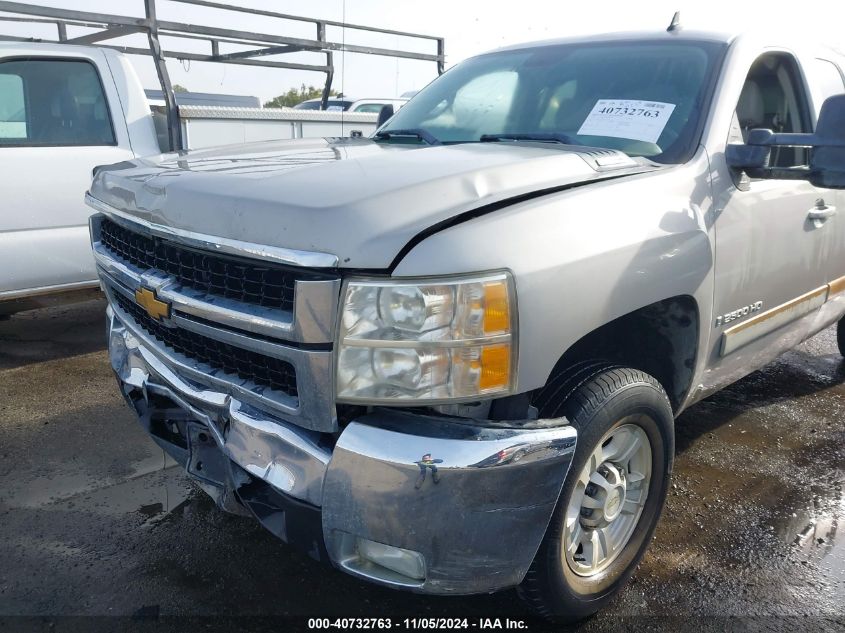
263, 84, 338, 108
172, 84, 188, 93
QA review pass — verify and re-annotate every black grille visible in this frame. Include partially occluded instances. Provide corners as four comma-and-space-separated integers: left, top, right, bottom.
99, 218, 302, 311
113, 291, 298, 399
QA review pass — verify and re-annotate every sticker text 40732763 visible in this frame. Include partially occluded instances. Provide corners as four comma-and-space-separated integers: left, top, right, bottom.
577, 99, 676, 144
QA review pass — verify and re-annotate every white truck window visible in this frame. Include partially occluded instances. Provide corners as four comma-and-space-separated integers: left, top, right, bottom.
0, 58, 115, 146
0, 73, 25, 138
353, 103, 386, 113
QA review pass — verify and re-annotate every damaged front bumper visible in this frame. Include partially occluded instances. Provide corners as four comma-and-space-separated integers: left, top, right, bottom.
108, 308, 577, 595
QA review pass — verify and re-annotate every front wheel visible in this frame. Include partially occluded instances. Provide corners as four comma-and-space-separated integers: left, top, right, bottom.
518, 366, 674, 621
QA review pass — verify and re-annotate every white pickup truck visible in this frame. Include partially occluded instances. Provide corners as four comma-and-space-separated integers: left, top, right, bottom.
0, 42, 159, 315
0, 41, 379, 316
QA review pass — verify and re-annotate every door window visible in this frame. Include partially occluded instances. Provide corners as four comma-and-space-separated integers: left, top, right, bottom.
733, 53, 812, 168
0, 73, 26, 139
352, 103, 386, 113
0, 58, 115, 146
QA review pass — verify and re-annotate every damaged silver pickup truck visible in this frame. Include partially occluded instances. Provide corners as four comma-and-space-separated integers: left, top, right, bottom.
87, 28, 845, 619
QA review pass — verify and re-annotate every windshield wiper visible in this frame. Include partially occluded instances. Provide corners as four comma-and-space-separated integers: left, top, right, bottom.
374, 128, 441, 145
480, 133, 581, 145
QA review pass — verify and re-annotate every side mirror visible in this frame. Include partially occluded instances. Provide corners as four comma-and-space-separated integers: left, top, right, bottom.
810, 94, 845, 188
376, 104, 394, 128
725, 143, 770, 171
726, 94, 845, 188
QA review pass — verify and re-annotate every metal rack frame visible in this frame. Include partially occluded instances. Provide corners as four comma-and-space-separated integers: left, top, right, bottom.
0, 0, 446, 150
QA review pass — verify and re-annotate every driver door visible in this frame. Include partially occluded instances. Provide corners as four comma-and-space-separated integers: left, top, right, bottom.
710, 51, 836, 373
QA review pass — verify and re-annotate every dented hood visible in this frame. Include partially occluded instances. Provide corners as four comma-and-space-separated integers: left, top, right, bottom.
89, 137, 657, 269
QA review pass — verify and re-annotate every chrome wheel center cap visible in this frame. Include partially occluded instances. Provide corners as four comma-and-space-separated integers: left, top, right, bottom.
603, 485, 625, 522
580, 462, 628, 528
594, 462, 626, 524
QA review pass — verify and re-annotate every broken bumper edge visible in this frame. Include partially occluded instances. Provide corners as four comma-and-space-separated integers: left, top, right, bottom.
109, 308, 577, 595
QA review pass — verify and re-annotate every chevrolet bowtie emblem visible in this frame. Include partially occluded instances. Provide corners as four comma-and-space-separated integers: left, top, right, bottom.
134, 287, 170, 321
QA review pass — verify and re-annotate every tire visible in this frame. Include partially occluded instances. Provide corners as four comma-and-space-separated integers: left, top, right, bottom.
518, 366, 674, 622
837, 318, 845, 357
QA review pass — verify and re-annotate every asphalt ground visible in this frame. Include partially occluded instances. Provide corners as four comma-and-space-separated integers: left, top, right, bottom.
0, 299, 843, 633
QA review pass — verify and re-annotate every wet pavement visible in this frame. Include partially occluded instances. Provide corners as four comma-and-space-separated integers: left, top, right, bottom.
0, 299, 843, 632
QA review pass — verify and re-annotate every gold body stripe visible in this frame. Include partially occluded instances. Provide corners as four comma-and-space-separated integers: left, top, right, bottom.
720, 276, 845, 356
827, 274, 845, 297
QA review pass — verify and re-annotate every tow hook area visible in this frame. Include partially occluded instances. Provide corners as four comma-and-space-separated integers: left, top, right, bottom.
185, 422, 229, 488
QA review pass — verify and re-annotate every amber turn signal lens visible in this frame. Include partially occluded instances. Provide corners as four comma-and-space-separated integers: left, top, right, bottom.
483, 281, 510, 334
479, 344, 511, 391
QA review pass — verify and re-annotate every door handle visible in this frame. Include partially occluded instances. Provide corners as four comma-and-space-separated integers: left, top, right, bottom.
808, 204, 836, 221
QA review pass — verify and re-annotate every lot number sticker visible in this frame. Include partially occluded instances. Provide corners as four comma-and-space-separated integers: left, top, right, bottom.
577, 99, 676, 144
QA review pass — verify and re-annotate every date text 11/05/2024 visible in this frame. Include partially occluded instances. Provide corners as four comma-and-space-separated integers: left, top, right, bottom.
307, 618, 529, 630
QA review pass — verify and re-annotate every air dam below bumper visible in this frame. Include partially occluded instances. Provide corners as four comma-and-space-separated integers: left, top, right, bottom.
108, 308, 577, 594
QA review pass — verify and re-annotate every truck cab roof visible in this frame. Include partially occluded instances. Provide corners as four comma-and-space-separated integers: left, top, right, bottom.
491, 29, 843, 62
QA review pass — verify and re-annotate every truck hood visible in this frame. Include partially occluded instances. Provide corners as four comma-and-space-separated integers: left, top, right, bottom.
89, 137, 659, 269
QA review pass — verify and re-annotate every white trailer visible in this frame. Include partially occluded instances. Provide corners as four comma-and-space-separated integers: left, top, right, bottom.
177, 107, 377, 149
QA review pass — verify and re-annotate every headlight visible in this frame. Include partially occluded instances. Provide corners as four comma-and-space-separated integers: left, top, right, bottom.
336, 272, 516, 403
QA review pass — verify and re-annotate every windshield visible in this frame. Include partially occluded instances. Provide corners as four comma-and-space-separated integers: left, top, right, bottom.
379, 40, 725, 163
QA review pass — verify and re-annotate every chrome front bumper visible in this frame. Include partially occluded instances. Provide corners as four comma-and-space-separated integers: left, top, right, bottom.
109, 309, 577, 595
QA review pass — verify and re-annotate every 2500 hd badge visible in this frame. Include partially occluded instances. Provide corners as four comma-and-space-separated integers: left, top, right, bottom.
716, 301, 764, 327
